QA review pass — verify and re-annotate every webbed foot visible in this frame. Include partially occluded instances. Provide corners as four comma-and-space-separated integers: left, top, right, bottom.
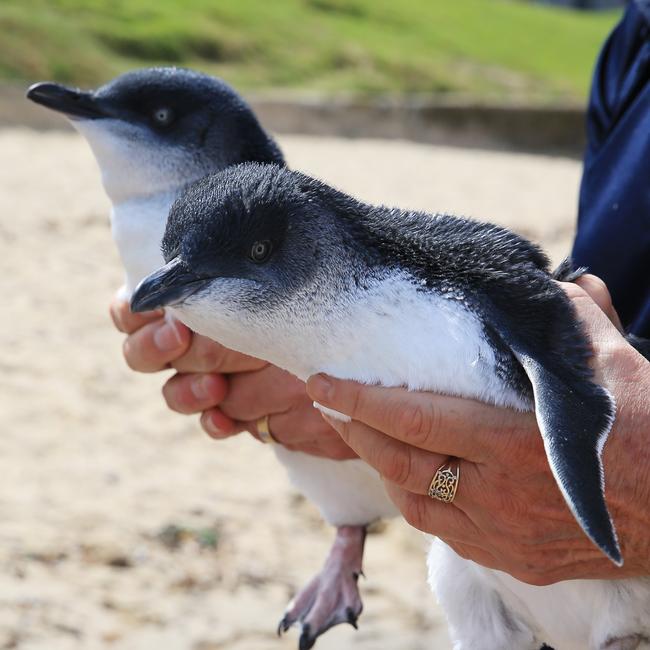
278, 525, 366, 649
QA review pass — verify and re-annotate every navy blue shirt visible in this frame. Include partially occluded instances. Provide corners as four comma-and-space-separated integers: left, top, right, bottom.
572, 0, 650, 337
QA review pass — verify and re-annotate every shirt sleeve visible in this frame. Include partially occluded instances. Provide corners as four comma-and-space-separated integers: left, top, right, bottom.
572, 0, 650, 337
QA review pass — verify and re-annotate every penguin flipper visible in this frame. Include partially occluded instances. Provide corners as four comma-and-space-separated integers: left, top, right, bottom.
515, 352, 621, 565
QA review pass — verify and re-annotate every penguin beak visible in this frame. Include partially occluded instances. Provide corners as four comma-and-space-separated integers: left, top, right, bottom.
131, 258, 210, 313
26, 82, 110, 120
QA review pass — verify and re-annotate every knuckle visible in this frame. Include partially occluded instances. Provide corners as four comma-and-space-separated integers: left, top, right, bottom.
123, 334, 160, 373
109, 303, 123, 332
586, 276, 612, 307
199, 341, 229, 372
394, 401, 436, 447
381, 445, 412, 488
161, 381, 175, 409
161, 378, 186, 413
122, 338, 140, 371
583, 273, 608, 294
347, 383, 365, 419
286, 375, 307, 402
574, 274, 613, 309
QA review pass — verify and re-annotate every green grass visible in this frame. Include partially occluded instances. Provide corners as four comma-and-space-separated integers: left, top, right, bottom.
0, 0, 622, 103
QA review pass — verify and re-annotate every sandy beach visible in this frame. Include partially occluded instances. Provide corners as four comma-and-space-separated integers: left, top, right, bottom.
0, 128, 581, 650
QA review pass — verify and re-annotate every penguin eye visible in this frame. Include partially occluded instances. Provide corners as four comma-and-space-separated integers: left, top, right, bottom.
250, 240, 273, 263
152, 107, 174, 126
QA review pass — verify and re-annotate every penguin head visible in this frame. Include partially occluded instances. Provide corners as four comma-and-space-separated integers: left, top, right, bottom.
130, 162, 365, 351
27, 68, 283, 202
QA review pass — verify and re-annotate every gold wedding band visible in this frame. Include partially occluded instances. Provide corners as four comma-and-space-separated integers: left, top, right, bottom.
256, 415, 277, 444
428, 460, 460, 504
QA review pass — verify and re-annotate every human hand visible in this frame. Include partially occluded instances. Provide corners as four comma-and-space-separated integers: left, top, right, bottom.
306, 276, 650, 583
197, 365, 358, 460
109, 295, 356, 460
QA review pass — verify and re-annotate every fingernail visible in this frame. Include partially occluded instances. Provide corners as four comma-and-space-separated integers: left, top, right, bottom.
308, 373, 333, 402
191, 375, 213, 401
205, 414, 226, 438
153, 320, 184, 352
205, 419, 221, 436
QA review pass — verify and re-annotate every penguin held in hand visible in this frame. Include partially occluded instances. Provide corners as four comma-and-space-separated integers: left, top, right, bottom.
131, 162, 650, 650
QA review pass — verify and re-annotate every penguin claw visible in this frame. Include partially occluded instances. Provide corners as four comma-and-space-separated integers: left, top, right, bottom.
298, 625, 315, 650
277, 525, 366, 648
277, 615, 291, 636
346, 606, 358, 629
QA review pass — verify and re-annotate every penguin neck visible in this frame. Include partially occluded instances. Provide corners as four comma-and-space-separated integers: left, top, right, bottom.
110, 188, 180, 294
72, 118, 211, 203
101, 170, 178, 205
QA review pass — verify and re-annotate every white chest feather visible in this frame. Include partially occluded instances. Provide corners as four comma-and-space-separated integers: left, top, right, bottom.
306, 278, 526, 410
177, 273, 528, 411
111, 192, 176, 294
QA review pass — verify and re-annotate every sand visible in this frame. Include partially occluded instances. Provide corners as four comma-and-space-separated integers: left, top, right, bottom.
0, 128, 581, 650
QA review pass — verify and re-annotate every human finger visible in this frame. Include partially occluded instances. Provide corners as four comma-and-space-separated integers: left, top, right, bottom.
307, 375, 532, 461
264, 407, 358, 460
200, 408, 239, 439
571, 274, 623, 331
162, 372, 229, 415
219, 366, 305, 422
171, 334, 267, 374
122, 317, 192, 372
322, 413, 451, 494
384, 481, 481, 544
110, 295, 163, 334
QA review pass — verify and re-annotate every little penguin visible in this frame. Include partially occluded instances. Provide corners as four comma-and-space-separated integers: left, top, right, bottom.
131, 162, 650, 650
27, 68, 376, 647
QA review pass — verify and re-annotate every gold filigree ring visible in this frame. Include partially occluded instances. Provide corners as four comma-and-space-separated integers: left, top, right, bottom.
428, 460, 460, 504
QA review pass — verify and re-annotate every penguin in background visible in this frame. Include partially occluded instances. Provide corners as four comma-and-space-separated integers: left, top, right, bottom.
27, 69, 376, 647
131, 162, 650, 650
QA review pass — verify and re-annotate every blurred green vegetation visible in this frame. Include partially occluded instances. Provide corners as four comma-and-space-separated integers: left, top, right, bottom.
0, 0, 621, 102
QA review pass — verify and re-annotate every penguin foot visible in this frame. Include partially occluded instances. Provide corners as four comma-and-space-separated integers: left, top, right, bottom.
278, 525, 366, 649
